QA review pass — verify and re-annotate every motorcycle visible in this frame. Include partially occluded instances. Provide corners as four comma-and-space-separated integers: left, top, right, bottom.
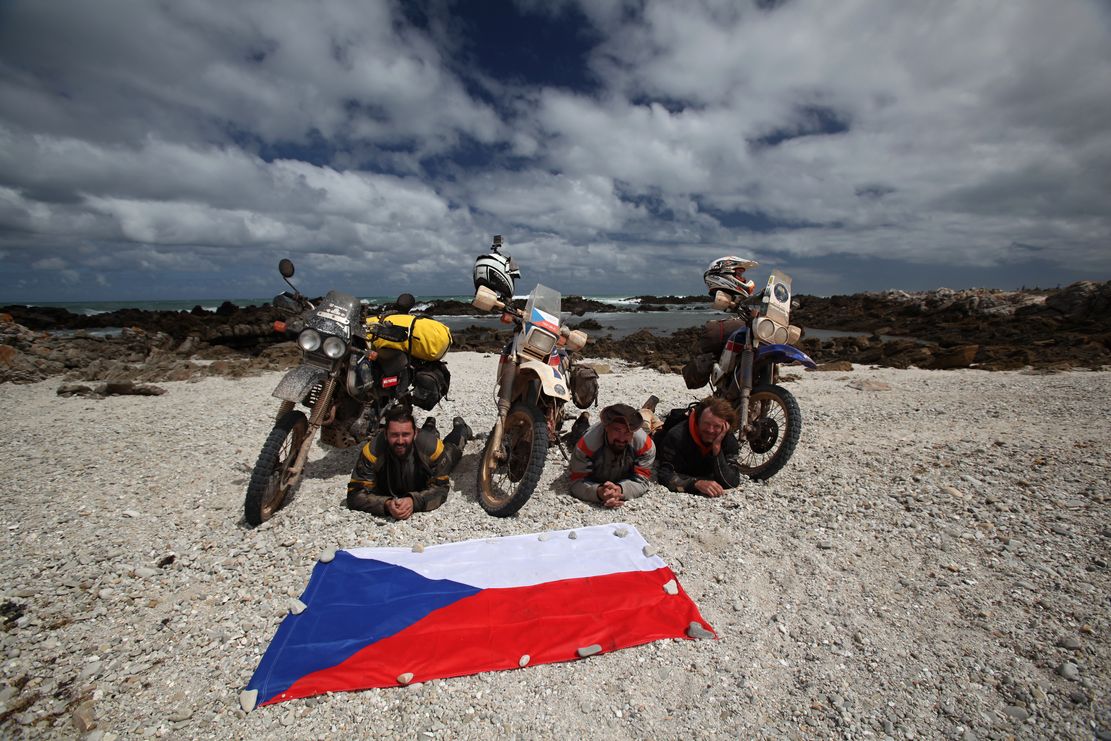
685, 269, 817, 480
471, 282, 588, 516
244, 258, 450, 526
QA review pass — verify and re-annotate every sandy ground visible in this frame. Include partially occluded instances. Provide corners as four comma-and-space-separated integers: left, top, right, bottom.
0, 352, 1109, 740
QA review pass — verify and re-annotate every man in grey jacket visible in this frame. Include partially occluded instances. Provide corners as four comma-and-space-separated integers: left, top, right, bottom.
568, 403, 656, 508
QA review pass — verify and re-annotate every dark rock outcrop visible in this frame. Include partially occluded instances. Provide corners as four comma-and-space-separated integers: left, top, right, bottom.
2, 280, 1108, 384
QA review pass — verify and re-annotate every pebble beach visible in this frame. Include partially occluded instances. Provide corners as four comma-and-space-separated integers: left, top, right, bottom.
1, 352, 1109, 739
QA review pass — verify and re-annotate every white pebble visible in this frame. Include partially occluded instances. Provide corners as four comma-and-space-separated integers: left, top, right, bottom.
662, 579, 679, 595
537, 533, 552, 542
289, 599, 307, 615
518, 654, 530, 667
568, 531, 578, 539
642, 545, 656, 557
238, 689, 257, 713
397, 672, 414, 685
577, 644, 602, 657
318, 550, 336, 563
614, 527, 628, 538
411, 544, 425, 553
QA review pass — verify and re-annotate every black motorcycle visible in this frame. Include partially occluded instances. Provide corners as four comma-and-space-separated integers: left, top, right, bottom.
244, 259, 450, 526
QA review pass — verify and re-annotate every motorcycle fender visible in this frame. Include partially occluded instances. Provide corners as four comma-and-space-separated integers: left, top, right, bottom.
272, 365, 329, 402
755, 343, 817, 369
518, 358, 571, 402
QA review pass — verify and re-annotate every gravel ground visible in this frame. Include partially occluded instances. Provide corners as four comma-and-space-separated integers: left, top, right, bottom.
1, 352, 1109, 740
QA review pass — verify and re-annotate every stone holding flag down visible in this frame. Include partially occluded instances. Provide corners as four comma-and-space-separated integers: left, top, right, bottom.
242, 524, 714, 709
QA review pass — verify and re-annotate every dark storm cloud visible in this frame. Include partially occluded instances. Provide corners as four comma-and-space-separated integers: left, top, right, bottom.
0, 0, 1108, 301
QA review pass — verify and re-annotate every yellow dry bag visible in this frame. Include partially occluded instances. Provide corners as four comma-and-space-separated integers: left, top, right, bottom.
367, 314, 453, 361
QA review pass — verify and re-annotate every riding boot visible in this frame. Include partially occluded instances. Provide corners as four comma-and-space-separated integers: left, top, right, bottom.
565, 411, 590, 448
444, 416, 473, 449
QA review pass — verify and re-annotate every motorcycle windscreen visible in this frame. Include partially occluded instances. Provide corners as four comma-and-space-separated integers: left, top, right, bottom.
307, 291, 361, 339
522, 284, 561, 335
760, 271, 792, 328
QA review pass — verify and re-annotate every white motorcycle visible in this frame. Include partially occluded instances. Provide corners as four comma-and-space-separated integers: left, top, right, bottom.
471, 283, 588, 516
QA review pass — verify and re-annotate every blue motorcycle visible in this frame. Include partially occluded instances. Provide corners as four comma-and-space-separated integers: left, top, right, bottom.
685, 270, 817, 480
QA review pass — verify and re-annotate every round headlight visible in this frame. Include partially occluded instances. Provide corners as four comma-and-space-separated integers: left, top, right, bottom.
322, 336, 347, 359
754, 317, 777, 342
298, 329, 321, 352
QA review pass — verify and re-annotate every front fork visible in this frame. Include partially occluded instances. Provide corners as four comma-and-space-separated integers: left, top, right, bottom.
487, 358, 518, 464
737, 345, 754, 436
285, 375, 338, 484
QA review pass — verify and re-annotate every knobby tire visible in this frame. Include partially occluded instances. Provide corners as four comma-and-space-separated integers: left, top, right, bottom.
244, 410, 309, 527
477, 402, 548, 517
737, 384, 801, 481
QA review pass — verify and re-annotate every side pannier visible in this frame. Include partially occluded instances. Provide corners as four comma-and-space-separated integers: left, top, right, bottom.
569, 364, 600, 408
681, 352, 714, 389
411, 361, 451, 410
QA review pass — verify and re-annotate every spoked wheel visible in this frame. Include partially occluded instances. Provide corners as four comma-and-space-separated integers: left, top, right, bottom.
476, 402, 548, 517
244, 410, 309, 526
737, 384, 801, 480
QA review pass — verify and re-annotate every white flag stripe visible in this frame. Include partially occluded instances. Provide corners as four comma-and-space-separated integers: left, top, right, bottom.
343, 523, 664, 589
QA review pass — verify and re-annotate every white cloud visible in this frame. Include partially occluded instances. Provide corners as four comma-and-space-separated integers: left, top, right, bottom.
0, 0, 1108, 299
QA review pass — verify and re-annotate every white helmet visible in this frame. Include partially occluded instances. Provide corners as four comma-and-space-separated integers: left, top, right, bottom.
704, 255, 758, 296
473, 235, 520, 299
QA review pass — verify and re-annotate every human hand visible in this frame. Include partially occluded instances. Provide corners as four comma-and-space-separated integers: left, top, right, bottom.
694, 479, 724, 497
386, 497, 414, 520
598, 482, 625, 509
711, 427, 729, 456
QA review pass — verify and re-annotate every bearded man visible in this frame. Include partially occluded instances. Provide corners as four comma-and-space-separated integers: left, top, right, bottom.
568, 403, 656, 509
346, 406, 471, 520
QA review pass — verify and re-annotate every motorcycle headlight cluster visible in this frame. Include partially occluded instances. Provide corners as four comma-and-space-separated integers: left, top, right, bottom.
298, 329, 322, 352
754, 317, 789, 344
298, 328, 348, 358
523, 326, 558, 359
322, 336, 347, 359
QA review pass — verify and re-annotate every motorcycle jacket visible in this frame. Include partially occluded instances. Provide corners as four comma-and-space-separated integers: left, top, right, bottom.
346, 428, 459, 516
655, 412, 742, 494
569, 422, 655, 503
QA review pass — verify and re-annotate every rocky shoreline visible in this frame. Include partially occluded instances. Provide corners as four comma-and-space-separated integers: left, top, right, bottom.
2, 281, 1108, 385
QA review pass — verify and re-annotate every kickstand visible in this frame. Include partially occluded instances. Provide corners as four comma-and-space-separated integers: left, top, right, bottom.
554, 435, 571, 462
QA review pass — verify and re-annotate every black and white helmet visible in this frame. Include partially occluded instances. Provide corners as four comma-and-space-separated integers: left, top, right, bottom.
704, 255, 758, 296
473, 235, 521, 299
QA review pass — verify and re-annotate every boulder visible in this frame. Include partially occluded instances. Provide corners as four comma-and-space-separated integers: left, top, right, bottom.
927, 345, 979, 370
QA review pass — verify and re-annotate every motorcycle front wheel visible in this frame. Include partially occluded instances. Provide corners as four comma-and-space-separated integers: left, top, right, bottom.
737, 384, 801, 480
476, 402, 548, 517
244, 410, 309, 527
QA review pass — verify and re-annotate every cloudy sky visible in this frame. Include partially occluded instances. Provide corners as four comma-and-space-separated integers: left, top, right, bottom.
1, 0, 1109, 302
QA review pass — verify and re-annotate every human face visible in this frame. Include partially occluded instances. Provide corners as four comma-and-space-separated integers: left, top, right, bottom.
386, 420, 416, 458
697, 408, 729, 444
605, 421, 633, 452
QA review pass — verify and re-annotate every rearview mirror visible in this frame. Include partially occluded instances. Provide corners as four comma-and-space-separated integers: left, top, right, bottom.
395, 293, 416, 312
279, 259, 295, 279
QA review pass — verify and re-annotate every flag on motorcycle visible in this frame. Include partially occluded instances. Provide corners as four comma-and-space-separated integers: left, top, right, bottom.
242, 524, 714, 707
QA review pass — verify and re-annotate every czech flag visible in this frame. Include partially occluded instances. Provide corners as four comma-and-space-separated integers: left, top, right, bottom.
528, 305, 560, 335
243, 524, 714, 708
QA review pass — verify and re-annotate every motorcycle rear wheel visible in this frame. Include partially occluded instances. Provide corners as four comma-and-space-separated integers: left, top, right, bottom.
244, 410, 309, 527
737, 384, 801, 481
477, 402, 548, 517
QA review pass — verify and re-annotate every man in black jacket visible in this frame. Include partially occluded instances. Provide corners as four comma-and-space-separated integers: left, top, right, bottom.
347, 406, 471, 519
655, 397, 742, 497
